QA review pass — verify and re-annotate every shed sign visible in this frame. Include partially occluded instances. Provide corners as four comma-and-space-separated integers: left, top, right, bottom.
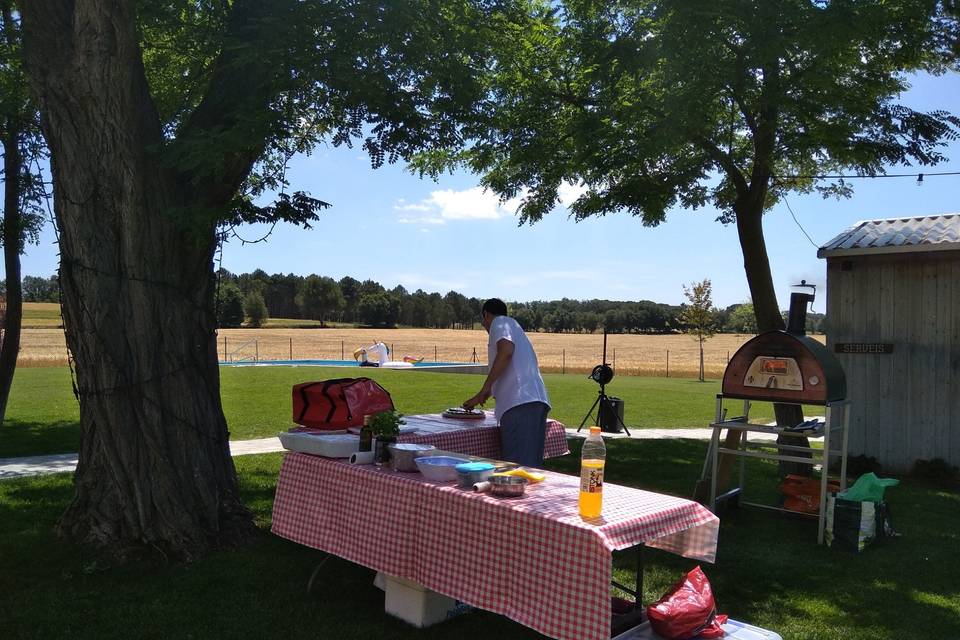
834, 343, 894, 354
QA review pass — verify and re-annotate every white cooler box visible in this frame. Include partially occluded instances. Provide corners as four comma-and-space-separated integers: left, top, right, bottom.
374, 573, 472, 628
613, 619, 782, 640
278, 431, 359, 458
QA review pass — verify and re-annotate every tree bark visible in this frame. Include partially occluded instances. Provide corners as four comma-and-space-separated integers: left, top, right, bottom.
735, 202, 809, 476
0, 114, 23, 424
20, 1, 255, 560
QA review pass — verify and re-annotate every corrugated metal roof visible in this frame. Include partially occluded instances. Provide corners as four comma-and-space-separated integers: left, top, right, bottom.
817, 213, 960, 258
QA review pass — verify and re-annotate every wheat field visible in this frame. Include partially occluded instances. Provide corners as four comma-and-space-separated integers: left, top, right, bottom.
14, 325, 826, 378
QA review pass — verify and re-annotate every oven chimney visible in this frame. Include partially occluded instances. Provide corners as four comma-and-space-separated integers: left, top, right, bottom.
786, 280, 816, 335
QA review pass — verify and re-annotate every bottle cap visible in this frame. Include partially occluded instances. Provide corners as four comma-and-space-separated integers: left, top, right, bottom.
589, 426, 601, 435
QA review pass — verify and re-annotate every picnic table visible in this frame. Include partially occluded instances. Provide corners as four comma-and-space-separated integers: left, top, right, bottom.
272, 452, 719, 640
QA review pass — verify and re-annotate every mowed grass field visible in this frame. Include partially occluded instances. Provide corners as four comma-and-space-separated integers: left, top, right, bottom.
15, 308, 826, 378
1, 365, 801, 458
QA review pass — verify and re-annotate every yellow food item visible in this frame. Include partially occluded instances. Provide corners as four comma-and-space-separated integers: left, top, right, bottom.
497, 467, 546, 483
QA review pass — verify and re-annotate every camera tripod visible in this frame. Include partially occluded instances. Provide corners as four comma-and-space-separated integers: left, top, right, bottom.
577, 330, 631, 436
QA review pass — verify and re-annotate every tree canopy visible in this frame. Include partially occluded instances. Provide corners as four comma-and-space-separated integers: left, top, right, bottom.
414, 0, 960, 330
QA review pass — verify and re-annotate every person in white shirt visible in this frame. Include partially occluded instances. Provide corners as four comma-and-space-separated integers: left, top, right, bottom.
463, 298, 551, 466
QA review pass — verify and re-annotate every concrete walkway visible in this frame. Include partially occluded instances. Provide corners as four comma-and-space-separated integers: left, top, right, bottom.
0, 426, 787, 481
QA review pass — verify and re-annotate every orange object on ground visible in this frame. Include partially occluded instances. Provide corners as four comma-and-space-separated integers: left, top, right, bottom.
779, 474, 841, 514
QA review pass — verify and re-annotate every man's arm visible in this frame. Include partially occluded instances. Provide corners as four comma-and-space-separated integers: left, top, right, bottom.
463, 338, 514, 409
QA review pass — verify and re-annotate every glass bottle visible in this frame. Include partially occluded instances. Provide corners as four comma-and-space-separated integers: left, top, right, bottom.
359, 415, 373, 452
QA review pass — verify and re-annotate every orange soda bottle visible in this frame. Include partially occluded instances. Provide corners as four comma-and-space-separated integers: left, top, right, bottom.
579, 426, 606, 518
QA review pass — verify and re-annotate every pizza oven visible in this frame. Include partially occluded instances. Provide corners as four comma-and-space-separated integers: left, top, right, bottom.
722, 289, 846, 405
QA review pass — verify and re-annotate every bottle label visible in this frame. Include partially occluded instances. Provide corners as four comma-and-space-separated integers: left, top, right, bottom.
580, 466, 603, 493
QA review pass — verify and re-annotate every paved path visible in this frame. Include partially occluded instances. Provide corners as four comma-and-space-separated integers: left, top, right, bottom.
0, 427, 784, 481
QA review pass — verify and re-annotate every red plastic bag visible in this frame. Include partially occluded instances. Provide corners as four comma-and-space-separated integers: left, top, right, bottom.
646, 566, 727, 639
292, 378, 394, 430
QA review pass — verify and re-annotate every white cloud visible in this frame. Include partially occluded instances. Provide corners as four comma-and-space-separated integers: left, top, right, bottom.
397, 216, 445, 225
394, 186, 522, 223
558, 182, 588, 208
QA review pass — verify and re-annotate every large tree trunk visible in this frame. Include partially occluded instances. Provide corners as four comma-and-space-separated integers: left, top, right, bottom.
21, 1, 255, 560
0, 115, 23, 424
735, 203, 810, 477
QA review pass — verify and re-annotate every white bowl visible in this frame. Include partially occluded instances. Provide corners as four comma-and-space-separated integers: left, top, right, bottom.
414, 456, 470, 482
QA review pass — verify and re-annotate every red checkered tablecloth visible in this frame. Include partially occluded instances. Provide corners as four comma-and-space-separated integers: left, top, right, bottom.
398, 411, 569, 459
271, 454, 719, 640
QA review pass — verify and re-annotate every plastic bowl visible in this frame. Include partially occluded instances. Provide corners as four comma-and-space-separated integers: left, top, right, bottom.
489, 474, 528, 498
414, 456, 471, 482
455, 462, 495, 488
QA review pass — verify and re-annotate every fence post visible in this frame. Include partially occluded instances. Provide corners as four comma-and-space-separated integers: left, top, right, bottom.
666, 350, 669, 378
289, 337, 293, 361
341, 340, 344, 361
255, 340, 259, 363
726, 350, 730, 363
223, 336, 227, 362
562, 349, 565, 375
613, 348, 616, 371
391, 343, 395, 360
434, 345, 438, 362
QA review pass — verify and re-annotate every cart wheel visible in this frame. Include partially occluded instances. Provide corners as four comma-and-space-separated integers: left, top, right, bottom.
306, 554, 330, 594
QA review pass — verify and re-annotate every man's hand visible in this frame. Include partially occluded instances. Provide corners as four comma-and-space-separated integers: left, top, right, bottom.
463, 388, 491, 410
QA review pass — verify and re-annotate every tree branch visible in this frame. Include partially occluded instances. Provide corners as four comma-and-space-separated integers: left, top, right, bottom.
170, 0, 296, 209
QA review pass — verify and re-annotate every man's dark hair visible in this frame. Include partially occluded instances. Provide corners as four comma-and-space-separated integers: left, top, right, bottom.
482, 298, 508, 317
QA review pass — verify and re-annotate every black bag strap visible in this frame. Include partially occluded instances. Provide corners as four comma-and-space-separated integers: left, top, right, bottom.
295, 381, 327, 423
321, 378, 357, 423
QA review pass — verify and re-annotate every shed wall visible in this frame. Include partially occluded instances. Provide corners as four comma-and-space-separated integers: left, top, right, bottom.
825, 251, 959, 471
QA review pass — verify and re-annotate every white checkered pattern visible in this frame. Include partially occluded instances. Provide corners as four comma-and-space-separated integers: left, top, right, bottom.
272, 454, 718, 640
398, 411, 569, 459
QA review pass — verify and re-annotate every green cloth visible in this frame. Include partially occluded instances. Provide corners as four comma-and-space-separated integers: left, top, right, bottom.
840, 472, 899, 502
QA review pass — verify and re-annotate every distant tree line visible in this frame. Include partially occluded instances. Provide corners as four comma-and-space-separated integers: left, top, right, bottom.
14, 270, 825, 333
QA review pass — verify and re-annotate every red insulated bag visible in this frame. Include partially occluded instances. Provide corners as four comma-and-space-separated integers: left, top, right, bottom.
292, 378, 394, 430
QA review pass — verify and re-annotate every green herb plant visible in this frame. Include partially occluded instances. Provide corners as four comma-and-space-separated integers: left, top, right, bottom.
369, 410, 405, 438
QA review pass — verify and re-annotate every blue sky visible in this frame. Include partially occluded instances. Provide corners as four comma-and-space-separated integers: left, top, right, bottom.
14, 72, 960, 311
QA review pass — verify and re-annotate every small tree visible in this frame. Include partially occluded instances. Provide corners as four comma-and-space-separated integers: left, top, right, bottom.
216, 282, 244, 328
243, 291, 268, 328
726, 303, 758, 334
679, 279, 716, 382
296, 275, 344, 326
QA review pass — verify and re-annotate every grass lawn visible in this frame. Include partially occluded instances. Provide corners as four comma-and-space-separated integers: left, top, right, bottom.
1, 366, 805, 459
1, 441, 958, 640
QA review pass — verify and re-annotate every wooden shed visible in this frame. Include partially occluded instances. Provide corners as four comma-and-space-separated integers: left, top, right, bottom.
817, 213, 960, 471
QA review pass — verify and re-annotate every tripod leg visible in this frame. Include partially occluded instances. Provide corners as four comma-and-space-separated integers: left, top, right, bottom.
578, 395, 602, 432
615, 410, 631, 437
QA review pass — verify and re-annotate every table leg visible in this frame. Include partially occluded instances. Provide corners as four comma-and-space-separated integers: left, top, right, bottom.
306, 553, 332, 594
611, 546, 646, 636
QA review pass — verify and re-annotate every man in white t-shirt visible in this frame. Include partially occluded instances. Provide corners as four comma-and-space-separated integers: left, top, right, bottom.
463, 298, 551, 467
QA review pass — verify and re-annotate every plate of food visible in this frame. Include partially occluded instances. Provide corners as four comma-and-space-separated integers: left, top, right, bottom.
442, 407, 486, 420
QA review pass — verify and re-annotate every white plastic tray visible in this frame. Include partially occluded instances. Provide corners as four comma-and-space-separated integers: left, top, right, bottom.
613, 619, 782, 640
279, 431, 360, 458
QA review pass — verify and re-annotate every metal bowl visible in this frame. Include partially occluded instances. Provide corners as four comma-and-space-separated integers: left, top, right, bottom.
489, 474, 528, 498
388, 443, 436, 472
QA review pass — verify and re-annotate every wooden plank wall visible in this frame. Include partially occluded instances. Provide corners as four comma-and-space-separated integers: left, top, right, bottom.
826, 252, 958, 471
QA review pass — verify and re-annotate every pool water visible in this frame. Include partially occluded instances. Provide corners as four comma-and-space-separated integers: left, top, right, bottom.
219, 359, 469, 368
